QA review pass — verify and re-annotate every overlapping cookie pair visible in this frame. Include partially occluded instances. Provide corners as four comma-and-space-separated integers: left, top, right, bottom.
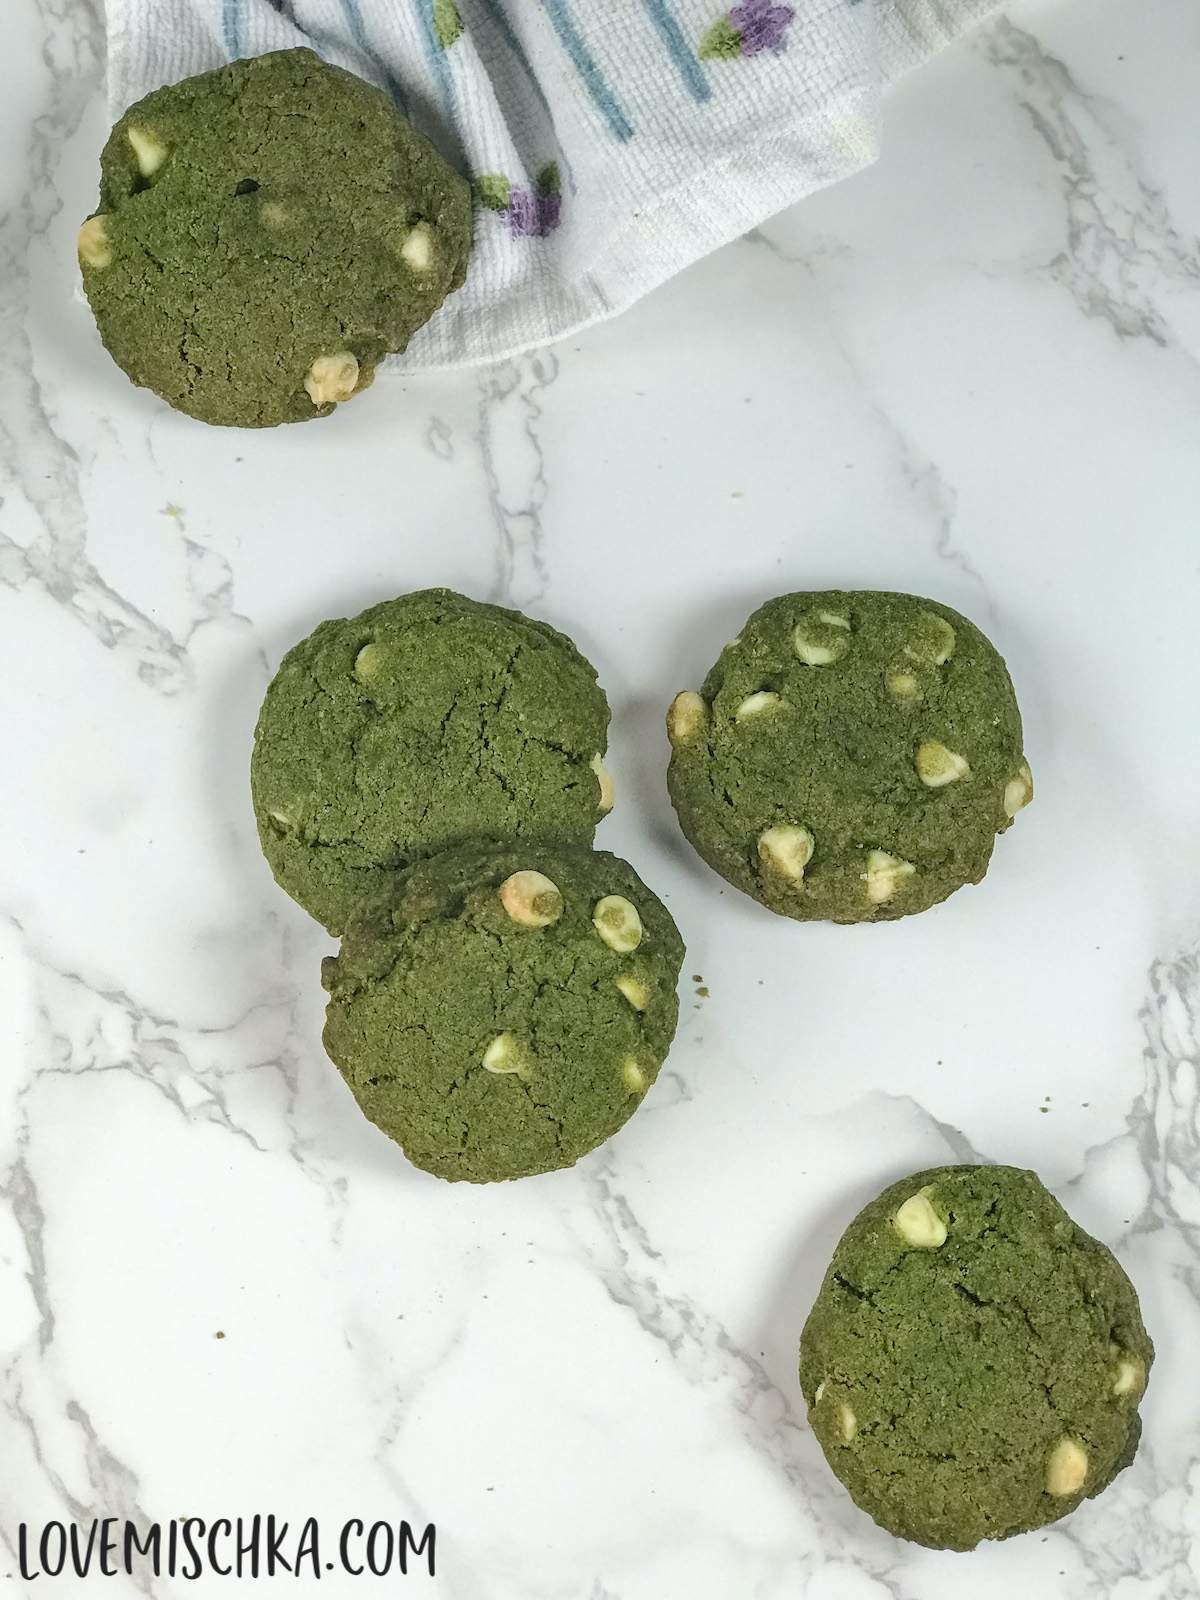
251, 589, 685, 1183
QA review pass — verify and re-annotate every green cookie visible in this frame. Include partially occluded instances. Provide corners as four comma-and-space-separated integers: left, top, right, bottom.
321, 843, 685, 1182
251, 589, 613, 934
799, 1165, 1153, 1551
78, 49, 472, 427
666, 591, 1032, 922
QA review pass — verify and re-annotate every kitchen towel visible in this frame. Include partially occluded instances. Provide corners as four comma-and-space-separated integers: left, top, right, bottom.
104, 0, 1000, 369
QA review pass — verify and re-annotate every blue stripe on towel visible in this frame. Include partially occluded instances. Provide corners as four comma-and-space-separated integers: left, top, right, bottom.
338, 0, 372, 59
338, 0, 411, 113
470, 0, 572, 187
541, 0, 634, 143
639, 0, 711, 102
416, 0, 459, 130
222, 0, 241, 56
472, 0, 559, 136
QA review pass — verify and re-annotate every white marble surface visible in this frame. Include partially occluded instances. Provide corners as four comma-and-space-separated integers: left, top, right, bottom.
2, 1, 1199, 1594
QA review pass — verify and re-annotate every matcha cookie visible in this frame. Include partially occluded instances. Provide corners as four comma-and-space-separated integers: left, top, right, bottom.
78, 49, 471, 427
799, 1165, 1152, 1550
322, 843, 685, 1181
667, 591, 1031, 922
251, 589, 613, 933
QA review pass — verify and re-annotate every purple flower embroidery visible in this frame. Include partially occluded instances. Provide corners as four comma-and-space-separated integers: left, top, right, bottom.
507, 187, 561, 239
728, 0, 794, 53
477, 162, 563, 240
506, 187, 539, 237
537, 190, 562, 234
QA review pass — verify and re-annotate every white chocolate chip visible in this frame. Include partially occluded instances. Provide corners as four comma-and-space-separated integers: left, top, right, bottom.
735, 691, 782, 720
304, 352, 360, 408
916, 741, 971, 787
1004, 761, 1034, 818
354, 643, 384, 681
811, 1382, 855, 1443
1111, 1352, 1145, 1399
667, 691, 707, 746
1045, 1437, 1088, 1496
499, 870, 563, 928
400, 223, 435, 273
593, 895, 643, 953
795, 641, 839, 665
905, 611, 957, 666
757, 824, 814, 883
818, 611, 851, 630
863, 850, 917, 906
793, 616, 850, 667
482, 1033, 525, 1075
615, 975, 650, 1011
127, 126, 168, 177
893, 1186, 947, 1248
591, 753, 615, 814
77, 215, 112, 269
887, 670, 919, 702
622, 1057, 648, 1093
260, 200, 290, 229
268, 808, 292, 828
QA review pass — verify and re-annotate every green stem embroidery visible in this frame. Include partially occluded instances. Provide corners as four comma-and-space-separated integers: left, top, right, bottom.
698, 18, 742, 58
433, 0, 463, 49
475, 174, 511, 212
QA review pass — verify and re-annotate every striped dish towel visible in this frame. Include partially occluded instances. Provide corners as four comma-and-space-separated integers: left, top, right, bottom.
104, 0, 1000, 370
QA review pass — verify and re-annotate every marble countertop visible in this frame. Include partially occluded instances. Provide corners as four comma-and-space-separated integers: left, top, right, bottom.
3, 0, 1198, 1594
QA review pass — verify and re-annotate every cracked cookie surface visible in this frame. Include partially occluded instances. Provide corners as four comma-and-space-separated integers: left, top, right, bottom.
666, 591, 1031, 922
251, 589, 612, 934
321, 842, 685, 1182
799, 1164, 1153, 1550
79, 48, 472, 427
